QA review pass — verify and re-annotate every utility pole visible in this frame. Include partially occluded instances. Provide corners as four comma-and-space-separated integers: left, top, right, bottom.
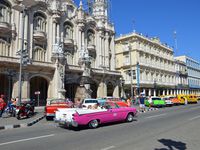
173, 30, 178, 56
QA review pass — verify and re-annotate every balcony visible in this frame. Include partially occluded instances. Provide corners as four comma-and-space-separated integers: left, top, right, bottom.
15, 0, 47, 6
87, 44, 96, 52
177, 71, 188, 76
63, 38, 74, 47
0, 22, 11, 34
33, 30, 46, 41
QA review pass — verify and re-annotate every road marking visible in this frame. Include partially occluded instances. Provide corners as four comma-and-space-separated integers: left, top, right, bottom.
0, 134, 54, 146
189, 115, 200, 121
101, 145, 115, 150
145, 113, 166, 119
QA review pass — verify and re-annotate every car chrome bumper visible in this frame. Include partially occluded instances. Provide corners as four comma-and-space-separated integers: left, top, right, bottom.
55, 119, 78, 127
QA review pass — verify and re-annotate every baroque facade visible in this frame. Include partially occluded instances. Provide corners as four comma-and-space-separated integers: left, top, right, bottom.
115, 32, 176, 97
0, 0, 121, 105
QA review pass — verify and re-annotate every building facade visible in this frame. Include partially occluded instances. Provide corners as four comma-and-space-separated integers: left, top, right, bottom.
0, 0, 121, 105
174, 59, 189, 94
115, 32, 176, 97
175, 56, 200, 94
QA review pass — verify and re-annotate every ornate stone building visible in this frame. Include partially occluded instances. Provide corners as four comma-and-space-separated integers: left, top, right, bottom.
115, 32, 176, 97
0, 0, 121, 105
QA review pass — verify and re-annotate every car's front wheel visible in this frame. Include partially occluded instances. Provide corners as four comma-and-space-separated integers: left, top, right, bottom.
88, 119, 99, 129
126, 113, 134, 122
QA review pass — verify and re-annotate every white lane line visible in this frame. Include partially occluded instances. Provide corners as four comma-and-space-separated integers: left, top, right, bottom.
189, 115, 200, 121
145, 113, 166, 119
0, 134, 54, 146
101, 145, 115, 150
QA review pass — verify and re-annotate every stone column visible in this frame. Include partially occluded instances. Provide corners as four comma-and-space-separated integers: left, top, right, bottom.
167, 89, 169, 95
143, 89, 146, 96
21, 73, 29, 99
154, 89, 156, 96
149, 89, 151, 96
105, 32, 109, 67
113, 84, 119, 98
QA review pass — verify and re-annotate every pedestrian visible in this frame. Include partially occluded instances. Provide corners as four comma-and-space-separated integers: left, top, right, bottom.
75, 98, 82, 108
139, 93, 145, 112
126, 97, 132, 107
0, 94, 6, 117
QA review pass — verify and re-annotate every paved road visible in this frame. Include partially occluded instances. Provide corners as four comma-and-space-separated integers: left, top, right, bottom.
0, 103, 200, 150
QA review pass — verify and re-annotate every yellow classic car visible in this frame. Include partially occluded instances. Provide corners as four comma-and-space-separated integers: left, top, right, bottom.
185, 95, 198, 104
177, 94, 186, 104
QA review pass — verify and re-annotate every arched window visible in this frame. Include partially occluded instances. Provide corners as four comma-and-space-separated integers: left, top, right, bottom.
64, 22, 73, 39
33, 12, 46, 33
0, 0, 11, 23
87, 30, 95, 45
33, 46, 46, 62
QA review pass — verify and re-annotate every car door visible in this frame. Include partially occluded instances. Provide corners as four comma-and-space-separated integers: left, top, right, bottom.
99, 102, 122, 123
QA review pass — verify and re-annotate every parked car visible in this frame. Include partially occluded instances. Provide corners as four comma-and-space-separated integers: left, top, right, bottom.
55, 101, 137, 129
162, 97, 173, 106
81, 99, 98, 108
168, 96, 181, 105
145, 97, 166, 107
177, 95, 186, 105
185, 95, 198, 104
45, 98, 73, 120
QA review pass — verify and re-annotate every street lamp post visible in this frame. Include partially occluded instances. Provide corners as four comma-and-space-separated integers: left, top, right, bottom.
154, 79, 157, 96
125, 43, 134, 99
13, 0, 40, 106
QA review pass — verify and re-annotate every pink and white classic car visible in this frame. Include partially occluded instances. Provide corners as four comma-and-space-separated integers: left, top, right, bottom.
55, 101, 137, 128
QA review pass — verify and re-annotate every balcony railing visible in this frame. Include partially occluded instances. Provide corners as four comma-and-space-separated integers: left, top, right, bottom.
0, 22, 11, 34
63, 38, 74, 47
87, 44, 95, 52
33, 30, 46, 41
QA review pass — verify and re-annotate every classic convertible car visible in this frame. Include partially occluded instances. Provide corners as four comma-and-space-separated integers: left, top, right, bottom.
55, 101, 137, 129
45, 98, 73, 120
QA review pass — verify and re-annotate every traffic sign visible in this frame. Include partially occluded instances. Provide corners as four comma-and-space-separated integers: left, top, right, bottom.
35, 91, 40, 95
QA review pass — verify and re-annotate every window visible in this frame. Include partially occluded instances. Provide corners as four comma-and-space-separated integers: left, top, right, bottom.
33, 12, 46, 33
64, 22, 73, 39
87, 30, 95, 45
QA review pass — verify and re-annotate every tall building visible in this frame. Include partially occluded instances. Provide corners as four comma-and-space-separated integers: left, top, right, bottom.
175, 56, 200, 94
174, 59, 189, 94
115, 32, 176, 97
0, 0, 121, 105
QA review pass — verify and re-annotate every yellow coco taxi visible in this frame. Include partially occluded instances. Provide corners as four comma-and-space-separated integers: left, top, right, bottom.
177, 94, 186, 104
185, 95, 198, 104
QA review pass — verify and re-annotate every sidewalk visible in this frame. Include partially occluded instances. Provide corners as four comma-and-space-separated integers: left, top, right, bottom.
0, 107, 45, 130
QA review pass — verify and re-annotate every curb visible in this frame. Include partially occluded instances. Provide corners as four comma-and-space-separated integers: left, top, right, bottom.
0, 115, 45, 131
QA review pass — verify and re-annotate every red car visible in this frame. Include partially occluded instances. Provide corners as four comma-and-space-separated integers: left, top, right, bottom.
45, 99, 73, 120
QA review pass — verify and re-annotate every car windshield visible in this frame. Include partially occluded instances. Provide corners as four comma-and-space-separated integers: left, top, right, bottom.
102, 102, 120, 109
50, 99, 66, 104
85, 100, 98, 103
152, 98, 161, 100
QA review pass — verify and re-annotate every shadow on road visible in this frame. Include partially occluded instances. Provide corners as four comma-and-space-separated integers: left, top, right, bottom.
155, 138, 187, 150
59, 119, 138, 131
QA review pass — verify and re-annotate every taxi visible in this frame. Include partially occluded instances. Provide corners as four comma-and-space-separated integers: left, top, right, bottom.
177, 94, 186, 104
185, 95, 198, 104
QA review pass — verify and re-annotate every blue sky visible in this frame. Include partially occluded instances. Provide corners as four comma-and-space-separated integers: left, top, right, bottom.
74, 0, 200, 61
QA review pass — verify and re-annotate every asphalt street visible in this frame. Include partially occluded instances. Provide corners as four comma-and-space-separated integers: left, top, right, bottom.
0, 103, 200, 150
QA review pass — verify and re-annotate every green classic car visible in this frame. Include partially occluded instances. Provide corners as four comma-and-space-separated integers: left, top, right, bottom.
145, 97, 166, 107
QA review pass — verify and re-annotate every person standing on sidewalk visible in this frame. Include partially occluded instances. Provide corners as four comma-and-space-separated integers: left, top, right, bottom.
0, 95, 6, 117
139, 94, 145, 112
